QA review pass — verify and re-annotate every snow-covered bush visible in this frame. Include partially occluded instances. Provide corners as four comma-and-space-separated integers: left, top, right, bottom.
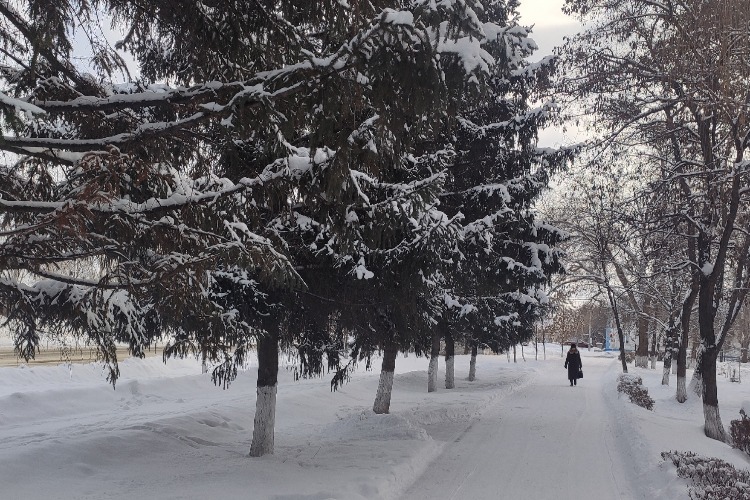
618, 352, 636, 364
661, 450, 750, 500
730, 408, 750, 457
616, 374, 654, 410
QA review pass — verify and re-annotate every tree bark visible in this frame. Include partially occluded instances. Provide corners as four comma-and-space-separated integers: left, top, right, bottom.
428, 331, 440, 393
695, 252, 726, 440
676, 284, 698, 403
661, 346, 672, 386
445, 330, 455, 389
635, 313, 650, 368
249, 333, 279, 457
677, 334, 688, 403
688, 346, 704, 396
373, 344, 398, 414
468, 343, 477, 381
649, 325, 657, 369
700, 346, 727, 441
605, 286, 628, 373
662, 316, 676, 385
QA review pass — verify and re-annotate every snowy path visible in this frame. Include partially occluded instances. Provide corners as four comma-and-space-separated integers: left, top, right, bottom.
6, 350, 746, 499
402, 354, 638, 500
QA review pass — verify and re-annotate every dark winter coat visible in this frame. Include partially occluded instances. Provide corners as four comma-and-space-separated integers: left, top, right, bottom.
564, 349, 582, 380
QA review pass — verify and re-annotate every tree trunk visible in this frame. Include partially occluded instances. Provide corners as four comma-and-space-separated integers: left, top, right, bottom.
468, 343, 477, 381
635, 314, 650, 368
428, 331, 440, 393
662, 319, 676, 385
373, 345, 398, 414
677, 332, 692, 402
649, 328, 657, 369
606, 289, 628, 373
696, 264, 726, 441
661, 348, 672, 386
700, 346, 727, 441
688, 347, 704, 396
249, 334, 279, 457
445, 330, 455, 389
676, 285, 698, 403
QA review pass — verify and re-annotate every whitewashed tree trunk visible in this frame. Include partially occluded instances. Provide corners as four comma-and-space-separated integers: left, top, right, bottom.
249, 334, 279, 457
468, 344, 477, 381
662, 344, 673, 385
672, 363, 677, 374
635, 355, 648, 368
373, 370, 394, 414
445, 356, 455, 389
676, 375, 687, 403
689, 370, 702, 396
445, 331, 455, 389
703, 403, 727, 442
700, 349, 726, 442
650, 356, 656, 369
428, 356, 438, 393
373, 346, 397, 414
661, 362, 670, 385
428, 332, 440, 393
676, 289, 695, 404
249, 384, 277, 457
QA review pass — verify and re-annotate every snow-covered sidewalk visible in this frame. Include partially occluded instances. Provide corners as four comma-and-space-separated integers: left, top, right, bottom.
0, 347, 748, 499
404, 353, 636, 500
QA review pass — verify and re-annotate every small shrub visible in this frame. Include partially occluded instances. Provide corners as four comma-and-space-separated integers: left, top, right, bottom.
661, 450, 750, 500
616, 373, 655, 410
731, 409, 750, 457
617, 351, 636, 363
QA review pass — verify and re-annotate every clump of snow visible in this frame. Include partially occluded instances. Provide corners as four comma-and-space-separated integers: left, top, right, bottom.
354, 257, 375, 279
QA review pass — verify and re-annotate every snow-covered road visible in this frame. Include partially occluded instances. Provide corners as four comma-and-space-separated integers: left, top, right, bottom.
403, 354, 638, 500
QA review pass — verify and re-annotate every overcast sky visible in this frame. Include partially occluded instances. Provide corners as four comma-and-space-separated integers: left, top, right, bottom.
517, 0, 582, 60
516, 0, 585, 146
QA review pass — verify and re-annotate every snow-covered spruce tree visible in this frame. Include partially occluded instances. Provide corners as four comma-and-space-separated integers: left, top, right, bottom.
159, 0, 507, 450
561, 0, 750, 441
0, 0, 495, 454
0, 1, 311, 385
436, 0, 570, 376
323, 169, 459, 413
288, 0, 537, 415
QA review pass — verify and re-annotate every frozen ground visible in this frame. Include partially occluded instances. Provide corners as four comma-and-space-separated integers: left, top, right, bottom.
0, 345, 748, 499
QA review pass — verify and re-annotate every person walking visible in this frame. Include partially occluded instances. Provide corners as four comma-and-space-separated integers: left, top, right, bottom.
564, 343, 582, 386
